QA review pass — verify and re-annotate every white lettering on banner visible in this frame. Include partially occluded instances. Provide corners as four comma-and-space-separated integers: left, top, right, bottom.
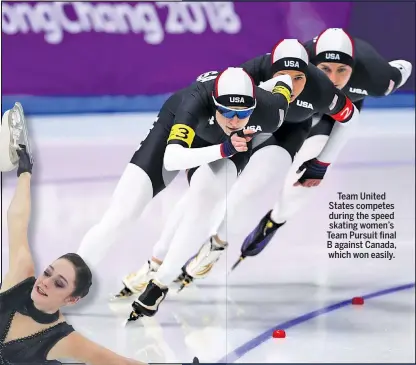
1, 2, 242, 45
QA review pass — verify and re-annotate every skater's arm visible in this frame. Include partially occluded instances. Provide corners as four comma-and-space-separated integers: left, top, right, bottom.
50, 331, 148, 365
164, 127, 254, 171
316, 85, 360, 164
1, 171, 35, 292
293, 85, 361, 187
164, 143, 225, 171
164, 85, 235, 171
353, 39, 411, 95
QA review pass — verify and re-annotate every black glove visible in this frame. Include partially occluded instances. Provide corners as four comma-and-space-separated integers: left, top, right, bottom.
297, 158, 329, 183
17, 145, 33, 177
220, 130, 247, 157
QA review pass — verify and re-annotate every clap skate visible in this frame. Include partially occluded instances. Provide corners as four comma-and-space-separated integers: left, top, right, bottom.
127, 280, 168, 322
111, 260, 159, 301
1, 102, 33, 172
231, 210, 284, 272
174, 237, 228, 292
174, 270, 194, 292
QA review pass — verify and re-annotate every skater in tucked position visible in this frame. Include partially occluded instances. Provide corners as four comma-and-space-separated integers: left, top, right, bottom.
124, 38, 362, 318
226, 28, 413, 270
0, 105, 147, 364
76, 68, 292, 296
178, 29, 413, 277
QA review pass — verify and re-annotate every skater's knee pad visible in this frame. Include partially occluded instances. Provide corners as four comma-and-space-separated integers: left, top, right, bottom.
0, 110, 19, 172
189, 159, 237, 199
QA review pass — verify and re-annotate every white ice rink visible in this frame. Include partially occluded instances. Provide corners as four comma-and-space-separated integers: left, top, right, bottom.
1, 109, 415, 363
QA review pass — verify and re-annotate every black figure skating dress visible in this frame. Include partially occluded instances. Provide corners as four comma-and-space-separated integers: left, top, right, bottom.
0, 277, 74, 365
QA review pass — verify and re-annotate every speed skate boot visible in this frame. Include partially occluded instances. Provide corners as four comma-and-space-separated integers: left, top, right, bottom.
128, 280, 168, 321
112, 260, 160, 300
0, 102, 33, 172
175, 237, 228, 291
231, 210, 285, 271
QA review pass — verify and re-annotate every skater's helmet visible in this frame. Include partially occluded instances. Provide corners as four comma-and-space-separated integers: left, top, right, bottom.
270, 39, 309, 102
312, 28, 355, 89
212, 67, 256, 110
312, 28, 354, 67
212, 67, 257, 134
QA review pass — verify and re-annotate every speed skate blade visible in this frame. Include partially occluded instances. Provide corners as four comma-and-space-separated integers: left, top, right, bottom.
123, 318, 144, 327
229, 256, 245, 273
109, 286, 135, 302
126, 310, 144, 324
172, 272, 194, 293
109, 294, 132, 302
177, 281, 191, 293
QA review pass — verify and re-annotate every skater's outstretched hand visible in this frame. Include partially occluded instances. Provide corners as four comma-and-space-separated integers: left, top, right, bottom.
17, 144, 33, 177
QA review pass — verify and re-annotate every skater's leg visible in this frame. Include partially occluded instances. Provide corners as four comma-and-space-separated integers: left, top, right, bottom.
271, 134, 329, 223
217, 121, 314, 268
116, 190, 192, 298
270, 117, 336, 223
115, 135, 219, 298
119, 164, 225, 296
126, 158, 239, 318
154, 158, 239, 286
179, 123, 311, 278
271, 112, 359, 222
152, 188, 193, 262
77, 112, 178, 269
170, 149, 254, 283
215, 121, 311, 243
237, 118, 348, 266
77, 163, 154, 268
215, 144, 292, 242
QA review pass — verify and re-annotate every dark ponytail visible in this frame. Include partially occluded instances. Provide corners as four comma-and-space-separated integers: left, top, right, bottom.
59, 253, 92, 298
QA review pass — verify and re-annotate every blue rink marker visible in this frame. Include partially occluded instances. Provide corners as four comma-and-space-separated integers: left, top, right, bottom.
218, 282, 415, 363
